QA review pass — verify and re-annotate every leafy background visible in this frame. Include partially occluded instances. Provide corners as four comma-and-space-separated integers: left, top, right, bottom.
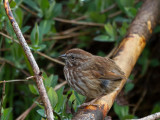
0, 0, 160, 119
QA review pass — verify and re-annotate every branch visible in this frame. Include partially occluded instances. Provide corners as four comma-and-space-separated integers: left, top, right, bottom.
53, 17, 104, 27
0, 32, 64, 66
3, 0, 54, 119
131, 112, 160, 120
16, 81, 67, 120
73, 0, 160, 119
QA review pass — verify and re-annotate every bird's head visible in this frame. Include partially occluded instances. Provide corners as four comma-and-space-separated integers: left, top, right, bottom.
60, 48, 92, 67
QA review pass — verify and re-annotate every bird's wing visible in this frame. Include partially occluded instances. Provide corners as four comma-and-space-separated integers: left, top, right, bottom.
90, 69, 123, 81
91, 56, 125, 81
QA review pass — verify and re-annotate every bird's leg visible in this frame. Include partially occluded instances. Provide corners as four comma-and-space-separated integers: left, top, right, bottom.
79, 97, 101, 108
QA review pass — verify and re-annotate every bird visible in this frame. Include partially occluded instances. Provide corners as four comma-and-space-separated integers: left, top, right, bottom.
60, 48, 125, 104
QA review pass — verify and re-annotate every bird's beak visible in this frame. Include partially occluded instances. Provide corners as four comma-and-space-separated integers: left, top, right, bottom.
59, 54, 67, 59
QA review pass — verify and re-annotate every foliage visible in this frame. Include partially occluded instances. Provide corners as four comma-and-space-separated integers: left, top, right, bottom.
0, 0, 160, 120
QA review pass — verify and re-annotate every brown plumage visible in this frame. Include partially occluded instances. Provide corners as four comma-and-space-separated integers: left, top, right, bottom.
60, 48, 125, 101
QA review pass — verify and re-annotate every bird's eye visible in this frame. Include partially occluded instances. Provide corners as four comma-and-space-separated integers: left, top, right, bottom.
71, 56, 75, 60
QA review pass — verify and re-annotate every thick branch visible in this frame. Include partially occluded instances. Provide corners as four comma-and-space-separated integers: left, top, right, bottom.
131, 112, 160, 120
73, 0, 160, 119
3, 0, 54, 119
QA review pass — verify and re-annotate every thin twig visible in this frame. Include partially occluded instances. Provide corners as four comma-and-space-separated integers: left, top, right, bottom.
130, 112, 160, 120
43, 32, 89, 41
132, 69, 152, 115
56, 26, 86, 35
108, 11, 122, 18
53, 17, 104, 27
106, 45, 118, 58
0, 32, 63, 66
0, 81, 6, 119
3, 0, 54, 119
132, 89, 147, 115
0, 57, 30, 76
54, 81, 67, 90
20, 4, 38, 17
0, 48, 10, 51
101, 4, 117, 14
0, 32, 19, 44
37, 51, 65, 66
0, 78, 32, 84
16, 97, 41, 120
16, 81, 67, 120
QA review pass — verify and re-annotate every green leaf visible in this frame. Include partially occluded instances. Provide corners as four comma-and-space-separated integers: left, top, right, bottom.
21, 26, 31, 34
55, 87, 65, 112
37, 109, 46, 118
10, 1, 16, 8
114, 102, 129, 120
23, 0, 41, 13
124, 7, 137, 18
1, 107, 13, 120
15, 8, 23, 28
89, 12, 106, 23
52, 75, 58, 88
150, 59, 160, 67
74, 91, 85, 105
46, 2, 62, 19
47, 87, 58, 108
123, 115, 135, 119
118, 22, 129, 36
94, 35, 115, 42
116, 0, 134, 11
29, 84, 39, 95
40, 0, 49, 13
151, 103, 160, 114
44, 74, 54, 87
105, 23, 116, 38
124, 82, 134, 93
30, 44, 46, 51
154, 25, 160, 33
6, 19, 14, 37
30, 23, 40, 46
39, 20, 52, 35
138, 48, 150, 75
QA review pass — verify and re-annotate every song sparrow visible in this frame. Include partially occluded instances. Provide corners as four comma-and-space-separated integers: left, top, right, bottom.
60, 48, 125, 102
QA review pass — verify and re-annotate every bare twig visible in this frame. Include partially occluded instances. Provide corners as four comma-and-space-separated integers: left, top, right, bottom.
53, 17, 104, 27
0, 48, 10, 51
0, 32, 19, 44
101, 4, 117, 14
16, 81, 67, 120
0, 79, 30, 84
3, 0, 54, 119
108, 11, 122, 18
43, 32, 89, 41
20, 4, 38, 17
132, 89, 147, 115
106, 45, 118, 58
56, 26, 86, 35
16, 97, 41, 120
37, 51, 64, 66
130, 112, 160, 120
54, 81, 67, 90
0, 57, 30, 76
0, 32, 64, 66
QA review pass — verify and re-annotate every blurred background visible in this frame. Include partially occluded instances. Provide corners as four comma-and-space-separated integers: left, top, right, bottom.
0, 0, 160, 119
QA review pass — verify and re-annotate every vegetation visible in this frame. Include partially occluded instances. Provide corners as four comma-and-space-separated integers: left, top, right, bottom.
0, 0, 160, 119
